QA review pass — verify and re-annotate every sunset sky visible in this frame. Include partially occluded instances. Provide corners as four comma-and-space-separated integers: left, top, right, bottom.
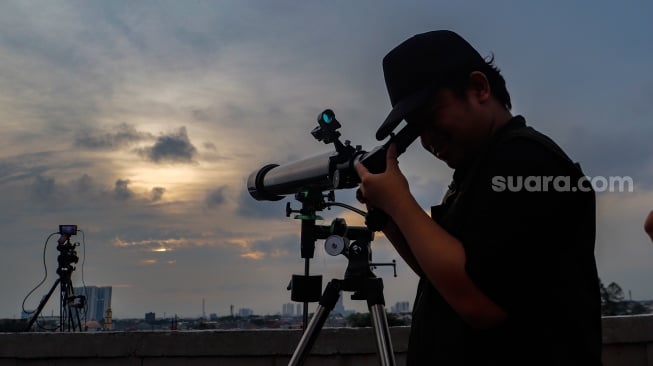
2, 0, 652, 319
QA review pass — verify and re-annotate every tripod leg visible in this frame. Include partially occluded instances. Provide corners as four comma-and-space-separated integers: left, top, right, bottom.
25, 279, 61, 332
370, 304, 396, 366
75, 306, 83, 331
289, 280, 341, 366
366, 278, 396, 366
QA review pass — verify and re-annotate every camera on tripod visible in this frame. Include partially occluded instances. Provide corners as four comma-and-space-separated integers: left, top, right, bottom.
25, 225, 85, 332
56, 225, 79, 277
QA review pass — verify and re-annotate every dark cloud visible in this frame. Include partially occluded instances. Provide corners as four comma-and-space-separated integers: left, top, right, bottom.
114, 179, 133, 201
71, 174, 95, 194
249, 234, 300, 260
0, 151, 70, 190
203, 142, 217, 151
151, 187, 166, 202
235, 186, 288, 219
138, 127, 198, 164
30, 175, 56, 201
74, 123, 153, 150
205, 186, 227, 208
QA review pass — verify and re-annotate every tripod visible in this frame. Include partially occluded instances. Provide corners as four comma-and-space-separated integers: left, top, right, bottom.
286, 189, 397, 365
289, 235, 396, 365
25, 234, 84, 332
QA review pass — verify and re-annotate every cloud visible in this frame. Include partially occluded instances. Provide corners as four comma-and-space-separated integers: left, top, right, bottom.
248, 234, 298, 260
205, 186, 227, 208
74, 123, 154, 150
203, 142, 217, 151
235, 185, 288, 219
30, 175, 56, 201
72, 174, 95, 194
114, 179, 133, 201
0, 152, 55, 186
151, 187, 166, 202
138, 127, 198, 164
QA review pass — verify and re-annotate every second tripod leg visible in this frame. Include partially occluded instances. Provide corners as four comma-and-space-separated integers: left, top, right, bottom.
370, 304, 396, 366
288, 280, 342, 366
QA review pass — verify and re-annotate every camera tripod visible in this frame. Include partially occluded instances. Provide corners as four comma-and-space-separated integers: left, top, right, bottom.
25, 233, 85, 332
286, 189, 398, 365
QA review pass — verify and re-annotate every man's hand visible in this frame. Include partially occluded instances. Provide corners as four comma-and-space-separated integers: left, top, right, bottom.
355, 143, 411, 215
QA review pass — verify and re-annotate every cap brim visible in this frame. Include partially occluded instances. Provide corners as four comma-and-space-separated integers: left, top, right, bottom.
376, 86, 435, 141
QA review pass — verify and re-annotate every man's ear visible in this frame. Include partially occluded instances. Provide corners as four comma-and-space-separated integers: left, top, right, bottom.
468, 71, 491, 104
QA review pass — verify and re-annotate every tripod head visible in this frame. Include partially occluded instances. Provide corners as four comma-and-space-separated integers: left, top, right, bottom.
323, 218, 397, 280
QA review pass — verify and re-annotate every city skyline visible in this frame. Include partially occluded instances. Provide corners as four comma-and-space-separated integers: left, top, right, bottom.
2, 1, 653, 319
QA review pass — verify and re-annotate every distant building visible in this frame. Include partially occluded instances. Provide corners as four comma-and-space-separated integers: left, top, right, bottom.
103, 307, 112, 331
145, 312, 155, 323
209, 313, 218, 321
238, 308, 253, 317
74, 286, 112, 322
282, 303, 294, 316
296, 304, 302, 317
391, 301, 410, 313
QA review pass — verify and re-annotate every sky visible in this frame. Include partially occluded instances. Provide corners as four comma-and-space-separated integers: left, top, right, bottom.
2, 0, 652, 320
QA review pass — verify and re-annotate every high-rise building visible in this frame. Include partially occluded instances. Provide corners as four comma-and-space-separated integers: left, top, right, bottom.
238, 308, 253, 317
74, 286, 112, 322
391, 301, 410, 313
282, 303, 295, 316
296, 304, 302, 317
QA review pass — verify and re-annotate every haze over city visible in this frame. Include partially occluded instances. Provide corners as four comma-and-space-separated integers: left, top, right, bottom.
2, 0, 652, 319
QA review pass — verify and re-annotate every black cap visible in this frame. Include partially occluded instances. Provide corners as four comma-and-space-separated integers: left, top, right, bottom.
376, 30, 485, 141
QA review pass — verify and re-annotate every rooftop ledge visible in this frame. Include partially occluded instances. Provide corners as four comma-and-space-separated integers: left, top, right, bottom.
1, 315, 653, 365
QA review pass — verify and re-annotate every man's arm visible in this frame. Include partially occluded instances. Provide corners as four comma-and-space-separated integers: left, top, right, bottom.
381, 220, 424, 276
356, 144, 507, 329
357, 187, 423, 276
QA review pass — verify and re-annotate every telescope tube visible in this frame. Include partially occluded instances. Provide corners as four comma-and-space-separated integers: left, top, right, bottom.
247, 151, 339, 201
247, 122, 420, 202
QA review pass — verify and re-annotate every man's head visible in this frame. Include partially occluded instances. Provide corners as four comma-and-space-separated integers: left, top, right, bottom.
378, 30, 512, 168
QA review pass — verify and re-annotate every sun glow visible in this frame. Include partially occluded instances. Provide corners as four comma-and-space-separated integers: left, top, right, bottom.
121, 164, 207, 200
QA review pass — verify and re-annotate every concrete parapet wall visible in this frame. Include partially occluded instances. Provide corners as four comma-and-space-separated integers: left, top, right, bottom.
1, 316, 653, 365
0, 327, 409, 365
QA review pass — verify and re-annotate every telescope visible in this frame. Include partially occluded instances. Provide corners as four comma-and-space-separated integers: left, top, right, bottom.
247, 109, 419, 202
